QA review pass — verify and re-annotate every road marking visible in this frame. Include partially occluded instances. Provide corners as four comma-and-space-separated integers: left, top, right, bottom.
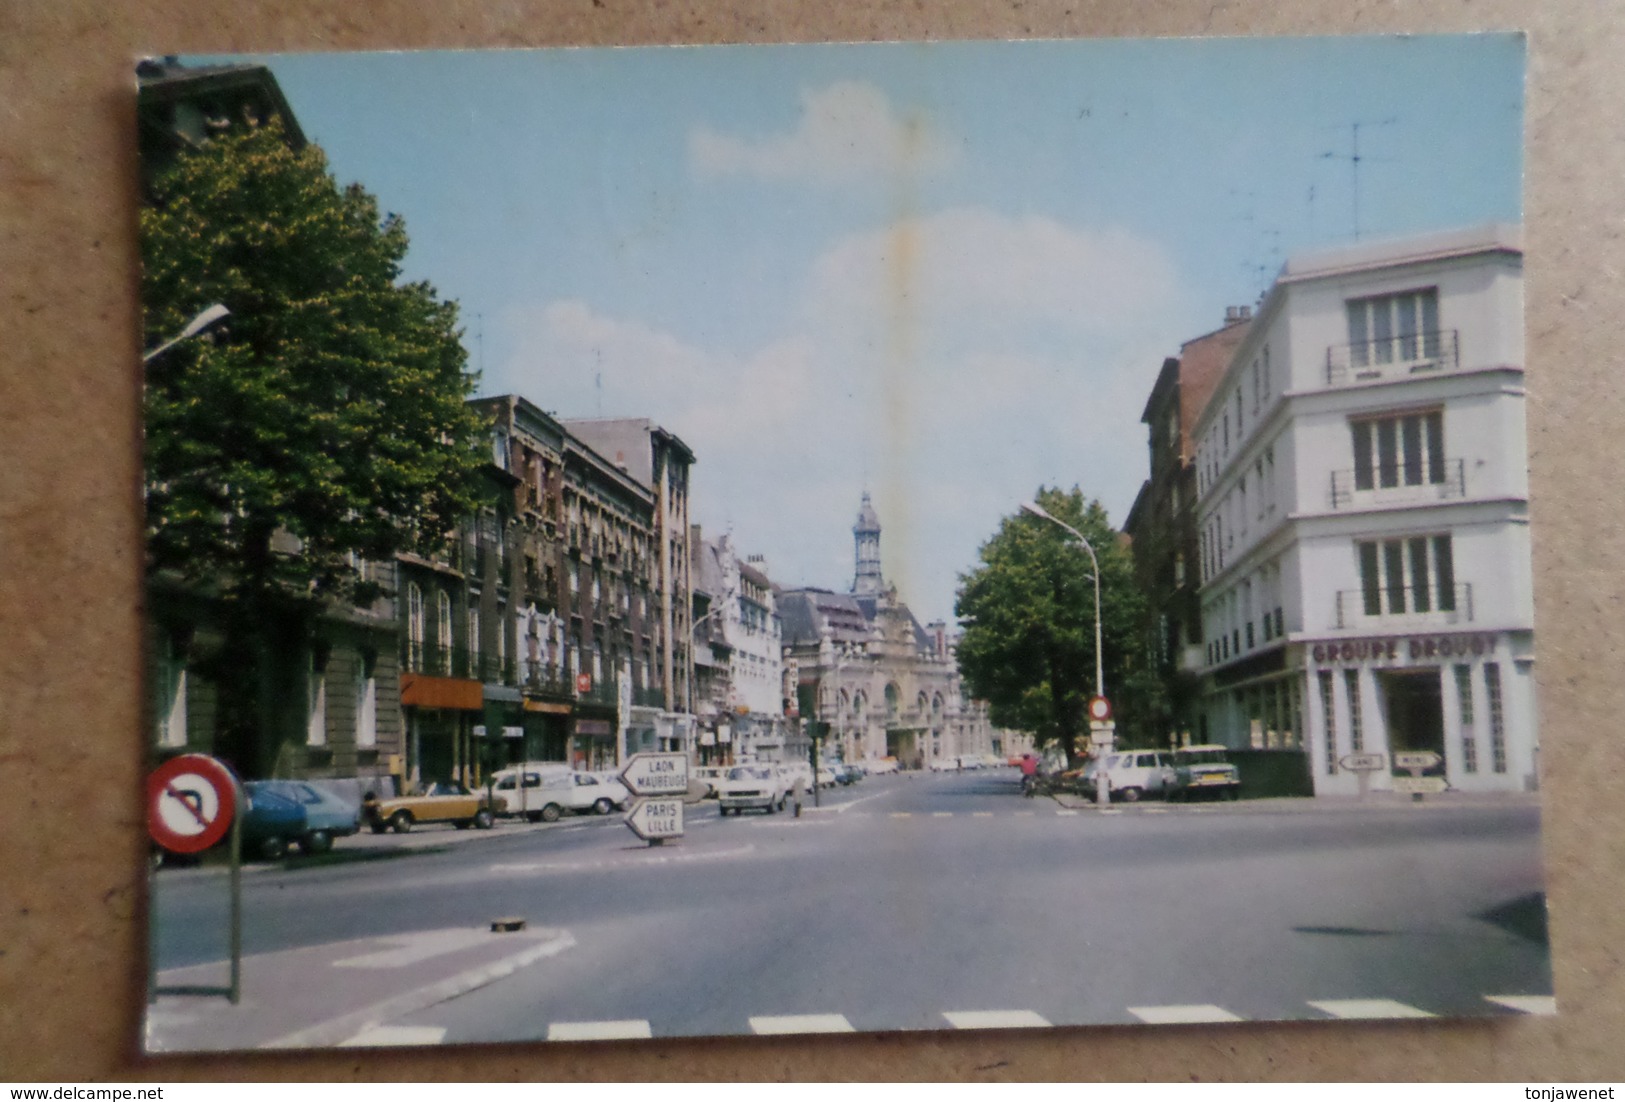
1129, 1004, 1244, 1024
1309, 999, 1434, 1019
1484, 995, 1557, 1016
890, 812, 913, 819
548, 1020, 652, 1041
944, 1010, 1051, 1030
1144, 808, 1169, 814
972, 812, 994, 818
337, 1025, 446, 1047
749, 1014, 854, 1035
1055, 810, 1079, 817
489, 844, 755, 874
932, 812, 953, 818
333, 929, 493, 969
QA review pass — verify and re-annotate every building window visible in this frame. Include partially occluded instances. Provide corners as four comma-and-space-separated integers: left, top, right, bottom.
1455, 664, 1477, 774
155, 633, 188, 749
407, 583, 424, 670
356, 654, 378, 749
437, 591, 453, 675
1351, 411, 1446, 490
306, 650, 328, 747
1347, 287, 1440, 367
1319, 670, 1337, 775
1485, 663, 1507, 773
1358, 535, 1456, 616
1345, 669, 1363, 752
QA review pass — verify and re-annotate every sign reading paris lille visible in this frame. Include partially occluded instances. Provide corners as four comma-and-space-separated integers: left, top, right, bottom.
618, 752, 689, 844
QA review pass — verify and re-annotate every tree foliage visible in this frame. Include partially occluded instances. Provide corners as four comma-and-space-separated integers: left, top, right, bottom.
954, 487, 1151, 765
140, 121, 489, 612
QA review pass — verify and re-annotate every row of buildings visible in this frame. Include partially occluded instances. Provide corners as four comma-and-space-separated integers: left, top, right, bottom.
1124, 224, 1537, 796
140, 58, 1022, 797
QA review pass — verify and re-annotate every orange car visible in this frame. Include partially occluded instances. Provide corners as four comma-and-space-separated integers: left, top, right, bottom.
365, 782, 498, 833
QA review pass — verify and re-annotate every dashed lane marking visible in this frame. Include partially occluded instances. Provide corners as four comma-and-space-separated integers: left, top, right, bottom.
889, 813, 913, 819
932, 812, 953, 818
749, 1014, 855, 1035
338, 1026, 447, 1047
548, 1020, 652, 1041
1309, 999, 1434, 1019
489, 844, 756, 875
1485, 995, 1557, 1015
1055, 810, 1079, 817
1129, 1004, 1244, 1024
944, 1010, 1051, 1030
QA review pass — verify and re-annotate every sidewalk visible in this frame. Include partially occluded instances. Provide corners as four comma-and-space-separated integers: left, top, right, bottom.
145, 923, 575, 1052
1050, 789, 1543, 813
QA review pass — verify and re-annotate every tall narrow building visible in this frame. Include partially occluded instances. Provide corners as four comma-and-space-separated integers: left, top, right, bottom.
852, 491, 883, 596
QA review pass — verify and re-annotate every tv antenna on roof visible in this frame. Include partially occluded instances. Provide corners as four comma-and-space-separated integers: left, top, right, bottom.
1320, 118, 1398, 241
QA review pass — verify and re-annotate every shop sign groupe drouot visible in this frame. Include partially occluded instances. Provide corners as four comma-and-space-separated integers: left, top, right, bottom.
1307, 631, 1500, 668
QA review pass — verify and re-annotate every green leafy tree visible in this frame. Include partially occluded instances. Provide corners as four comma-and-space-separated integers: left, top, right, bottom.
954, 487, 1151, 766
141, 121, 489, 774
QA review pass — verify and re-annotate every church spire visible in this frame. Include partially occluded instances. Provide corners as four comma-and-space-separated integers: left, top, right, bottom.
853, 491, 883, 595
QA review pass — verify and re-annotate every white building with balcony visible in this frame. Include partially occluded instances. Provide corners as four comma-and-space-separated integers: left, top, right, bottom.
1192, 224, 1536, 795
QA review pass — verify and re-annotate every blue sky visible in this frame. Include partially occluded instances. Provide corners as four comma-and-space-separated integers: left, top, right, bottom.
191, 35, 1523, 625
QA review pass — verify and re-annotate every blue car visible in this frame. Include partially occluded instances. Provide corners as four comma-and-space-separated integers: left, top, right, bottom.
246, 780, 362, 854
237, 784, 308, 861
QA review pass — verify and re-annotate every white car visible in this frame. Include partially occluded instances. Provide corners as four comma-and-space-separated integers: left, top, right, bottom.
868, 758, 899, 775
1082, 750, 1176, 802
568, 771, 631, 815
716, 765, 787, 815
490, 763, 627, 821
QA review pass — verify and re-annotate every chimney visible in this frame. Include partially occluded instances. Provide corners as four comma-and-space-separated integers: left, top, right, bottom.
1224, 305, 1253, 325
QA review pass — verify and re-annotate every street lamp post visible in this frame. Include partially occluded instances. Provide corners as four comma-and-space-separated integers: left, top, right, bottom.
143, 303, 230, 363
1020, 500, 1112, 807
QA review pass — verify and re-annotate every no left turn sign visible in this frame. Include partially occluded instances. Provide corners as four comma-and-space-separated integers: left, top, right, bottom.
147, 754, 239, 854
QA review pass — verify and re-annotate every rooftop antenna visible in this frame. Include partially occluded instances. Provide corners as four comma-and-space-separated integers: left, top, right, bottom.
1320, 118, 1398, 241
475, 312, 485, 378
594, 348, 603, 417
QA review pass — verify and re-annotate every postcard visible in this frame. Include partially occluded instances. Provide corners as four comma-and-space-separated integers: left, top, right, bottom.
138, 34, 1549, 1052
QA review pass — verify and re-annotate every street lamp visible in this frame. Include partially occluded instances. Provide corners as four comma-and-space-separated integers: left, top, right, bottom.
1020, 500, 1111, 807
143, 303, 230, 363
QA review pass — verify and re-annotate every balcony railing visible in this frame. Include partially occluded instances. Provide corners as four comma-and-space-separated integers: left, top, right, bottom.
1326, 329, 1458, 386
401, 638, 477, 679
632, 686, 666, 708
1334, 583, 1474, 629
1329, 458, 1466, 509
524, 666, 575, 697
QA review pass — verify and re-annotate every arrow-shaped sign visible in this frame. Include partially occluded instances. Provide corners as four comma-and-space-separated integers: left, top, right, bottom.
619, 752, 689, 797
624, 797, 684, 842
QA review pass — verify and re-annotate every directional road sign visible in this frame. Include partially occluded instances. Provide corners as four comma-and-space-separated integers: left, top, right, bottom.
1340, 753, 1387, 772
1393, 751, 1442, 772
148, 754, 238, 854
619, 752, 689, 797
624, 797, 685, 842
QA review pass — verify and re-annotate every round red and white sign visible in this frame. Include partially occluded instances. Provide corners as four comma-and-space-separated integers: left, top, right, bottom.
147, 754, 238, 854
1088, 695, 1114, 723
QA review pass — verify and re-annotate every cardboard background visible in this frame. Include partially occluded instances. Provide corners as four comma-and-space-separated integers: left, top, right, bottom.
3, 0, 1622, 1083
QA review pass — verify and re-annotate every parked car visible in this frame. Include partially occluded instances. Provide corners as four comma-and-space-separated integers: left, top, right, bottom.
869, 757, 899, 775
238, 784, 309, 860
716, 765, 787, 815
245, 780, 360, 854
567, 771, 631, 815
1078, 750, 1175, 802
1167, 745, 1242, 801
693, 765, 728, 798
489, 763, 575, 822
365, 781, 497, 833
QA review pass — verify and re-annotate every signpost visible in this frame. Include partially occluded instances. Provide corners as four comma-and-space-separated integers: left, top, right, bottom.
146, 754, 243, 1004
619, 752, 689, 845
1339, 752, 1386, 801
1393, 751, 1445, 801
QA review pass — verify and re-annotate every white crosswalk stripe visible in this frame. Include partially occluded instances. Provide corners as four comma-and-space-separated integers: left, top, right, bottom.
1484, 995, 1557, 1015
1129, 1004, 1244, 1024
338, 1026, 447, 1047
749, 1014, 855, 1034
547, 1020, 652, 1041
1309, 999, 1434, 1019
944, 1010, 1051, 1030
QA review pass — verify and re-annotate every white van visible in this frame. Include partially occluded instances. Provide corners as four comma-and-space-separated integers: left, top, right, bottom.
488, 763, 576, 822
1081, 750, 1175, 802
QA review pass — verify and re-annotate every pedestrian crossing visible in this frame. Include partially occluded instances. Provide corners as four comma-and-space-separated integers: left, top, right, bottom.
337, 994, 1554, 1046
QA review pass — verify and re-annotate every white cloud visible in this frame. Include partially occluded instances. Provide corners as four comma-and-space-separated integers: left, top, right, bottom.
690, 81, 959, 186
495, 207, 1195, 623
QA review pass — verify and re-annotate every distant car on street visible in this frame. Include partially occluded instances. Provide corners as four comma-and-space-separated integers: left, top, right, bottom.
238, 784, 309, 860
568, 771, 631, 815
245, 780, 360, 854
1167, 745, 1242, 801
365, 781, 497, 833
868, 757, 899, 775
1078, 750, 1175, 802
693, 765, 727, 798
716, 765, 787, 815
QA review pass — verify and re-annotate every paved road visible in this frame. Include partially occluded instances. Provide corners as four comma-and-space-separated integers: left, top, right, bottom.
148, 770, 1553, 1047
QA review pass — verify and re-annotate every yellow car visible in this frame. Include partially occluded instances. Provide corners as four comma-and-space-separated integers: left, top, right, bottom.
364, 782, 498, 833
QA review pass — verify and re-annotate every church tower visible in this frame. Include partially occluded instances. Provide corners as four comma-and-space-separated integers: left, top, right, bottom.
853, 491, 883, 595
